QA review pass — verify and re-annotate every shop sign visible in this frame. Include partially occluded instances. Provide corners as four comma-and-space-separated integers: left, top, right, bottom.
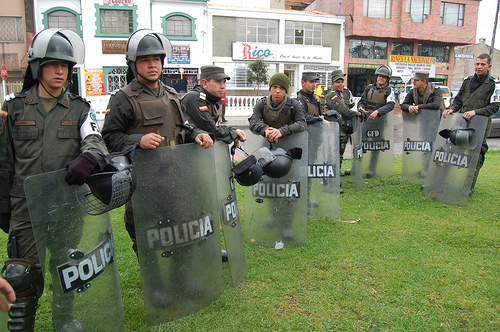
232, 42, 332, 63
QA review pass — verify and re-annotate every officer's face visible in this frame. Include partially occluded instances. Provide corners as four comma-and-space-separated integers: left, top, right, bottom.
203, 78, 226, 98
474, 57, 492, 77
377, 75, 388, 86
39, 61, 69, 91
301, 79, 317, 94
332, 78, 344, 93
412, 79, 426, 90
270, 85, 286, 104
136, 55, 162, 87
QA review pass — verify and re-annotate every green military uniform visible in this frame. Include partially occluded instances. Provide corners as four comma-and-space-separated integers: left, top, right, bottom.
0, 84, 108, 300
248, 96, 306, 137
325, 87, 359, 164
102, 78, 204, 249
181, 85, 239, 144
448, 73, 500, 189
400, 82, 443, 112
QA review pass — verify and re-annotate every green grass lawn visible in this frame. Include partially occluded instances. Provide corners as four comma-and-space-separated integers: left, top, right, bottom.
2, 151, 499, 331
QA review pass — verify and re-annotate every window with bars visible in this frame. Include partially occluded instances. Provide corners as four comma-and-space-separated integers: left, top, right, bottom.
364, 0, 392, 18
236, 18, 278, 44
285, 21, 322, 46
349, 39, 387, 59
440, 2, 464, 26
106, 68, 127, 93
99, 9, 134, 35
418, 43, 450, 62
391, 41, 413, 56
165, 15, 191, 37
47, 10, 78, 32
405, 0, 431, 23
0, 17, 24, 43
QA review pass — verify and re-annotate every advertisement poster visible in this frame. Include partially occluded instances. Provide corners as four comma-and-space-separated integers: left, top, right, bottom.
85, 68, 105, 96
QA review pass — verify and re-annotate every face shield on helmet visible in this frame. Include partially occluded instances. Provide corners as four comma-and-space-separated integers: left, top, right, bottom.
439, 126, 477, 149
27, 29, 84, 81
75, 151, 136, 215
126, 29, 172, 79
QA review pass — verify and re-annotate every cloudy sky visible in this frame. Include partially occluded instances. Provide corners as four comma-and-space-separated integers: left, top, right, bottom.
476, 0, 500, 48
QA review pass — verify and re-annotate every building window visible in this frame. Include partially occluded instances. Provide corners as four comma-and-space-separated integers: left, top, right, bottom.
215, 62, 277, 89
285, 21, 322, 46
236, 18, 278, 44
0, 17, 24, 42
95, 4, 137, 37
105, 67, 127, 94
405, 0, 432, 23
418, 43, 450, 62
349, 39, 387, 59
42, 7, 82, 35
441, 2, 465, 26
163, 13, 196, 41
364, 0, 392, 19
391, 41, 413, 55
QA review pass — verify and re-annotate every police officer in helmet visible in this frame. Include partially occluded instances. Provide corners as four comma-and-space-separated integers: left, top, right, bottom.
0, 28, 109, 331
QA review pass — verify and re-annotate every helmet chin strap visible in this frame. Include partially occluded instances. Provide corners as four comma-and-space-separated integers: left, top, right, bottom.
39, 80, 70, 99
137, 72, 160, 84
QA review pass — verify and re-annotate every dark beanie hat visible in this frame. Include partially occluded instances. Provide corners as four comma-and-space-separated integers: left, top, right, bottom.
269, 73, 290, 92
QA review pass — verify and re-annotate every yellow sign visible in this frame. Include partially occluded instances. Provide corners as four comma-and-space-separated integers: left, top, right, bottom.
389, 55, 436, 65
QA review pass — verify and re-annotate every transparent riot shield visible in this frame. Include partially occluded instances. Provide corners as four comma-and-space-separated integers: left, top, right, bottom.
243, 131, 308, 247
351, 117, 363, 190
362, 112, 394, 178
402, 109, 441, 179
24, 170, 123, 331
213, 142, 247, 287
422, 113, 488, 206
132, 144, 224, 324
306, 121, 340, 218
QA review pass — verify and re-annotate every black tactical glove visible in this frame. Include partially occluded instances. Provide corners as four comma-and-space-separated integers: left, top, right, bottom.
65, 152, 98, 186
0, 213, 10, 233
359, 110, 369, 122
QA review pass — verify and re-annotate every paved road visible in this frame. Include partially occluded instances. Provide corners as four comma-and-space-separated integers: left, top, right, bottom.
225, 113, 500, 158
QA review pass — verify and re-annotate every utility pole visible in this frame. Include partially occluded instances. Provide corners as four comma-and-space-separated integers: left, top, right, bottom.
491, 0, 500, 60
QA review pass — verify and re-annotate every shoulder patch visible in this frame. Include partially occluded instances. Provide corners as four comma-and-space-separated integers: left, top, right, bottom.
199, 106, 208, 112
199, 92, 206, 101
0, 110, 7, 119
331, 95, 339, 101
5, 93, 16, 102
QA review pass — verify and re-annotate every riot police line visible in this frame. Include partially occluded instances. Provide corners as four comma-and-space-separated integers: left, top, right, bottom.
1, 27, 497, 331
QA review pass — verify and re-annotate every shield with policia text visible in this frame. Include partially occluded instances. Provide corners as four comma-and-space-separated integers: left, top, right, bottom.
243, 130, 308, 247
132, 143, 224, 324
422, 112, 488, 206
362, 111, 394, 178
306, 121, 340, 218
351, 116, 363, 190
214, 142, 247, 287
402, 108, 441, 179
24, 170, 123, 331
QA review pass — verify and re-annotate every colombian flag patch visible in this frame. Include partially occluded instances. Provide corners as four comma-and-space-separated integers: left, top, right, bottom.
0, 110, 7, 119
330, 95, 338, 101
199, 106, 208, 112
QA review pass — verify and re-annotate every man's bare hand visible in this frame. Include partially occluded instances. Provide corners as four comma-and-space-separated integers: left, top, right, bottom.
195, 133, 213, 149
442, 108, 454, 118
139, 133, 165, 149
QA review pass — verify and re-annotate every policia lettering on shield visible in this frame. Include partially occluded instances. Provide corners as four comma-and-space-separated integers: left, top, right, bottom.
0, 29, 109, 331
442, 53, 500, 195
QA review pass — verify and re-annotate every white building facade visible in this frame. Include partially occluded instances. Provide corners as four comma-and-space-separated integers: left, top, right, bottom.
31, 0, 344, 119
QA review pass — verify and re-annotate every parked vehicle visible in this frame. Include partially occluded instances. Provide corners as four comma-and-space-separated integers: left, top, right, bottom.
436, 85, 451, 108
488, 111, 500, 138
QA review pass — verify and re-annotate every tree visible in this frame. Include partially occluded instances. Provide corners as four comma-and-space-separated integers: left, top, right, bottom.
246, 59, 269, 94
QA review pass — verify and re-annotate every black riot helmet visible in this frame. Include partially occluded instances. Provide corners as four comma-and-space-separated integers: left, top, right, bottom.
232, 155, 263, 186
23, 28, 84, 91
257, 146, 303, 179
125, 29, 172, 83
75, 150, 137, 215
439, 126, 477, 149
374, 65, 392, 80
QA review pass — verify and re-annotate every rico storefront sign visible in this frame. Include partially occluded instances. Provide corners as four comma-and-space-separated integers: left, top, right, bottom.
232, 42, 332, 63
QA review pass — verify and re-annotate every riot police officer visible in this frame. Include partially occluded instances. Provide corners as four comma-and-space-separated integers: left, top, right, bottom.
0, 28, 109, 331
101, 29, 213, 254
325, 70, 363, 176
357, 65, 395, 178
